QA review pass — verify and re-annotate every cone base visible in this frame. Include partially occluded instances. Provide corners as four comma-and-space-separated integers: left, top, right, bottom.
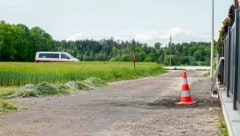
176, 101, 197, 105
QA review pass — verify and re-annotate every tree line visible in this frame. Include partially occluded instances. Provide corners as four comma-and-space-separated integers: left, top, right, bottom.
0, 21, 210, 66
0, 21, 56, 61
56, 39, 210, 66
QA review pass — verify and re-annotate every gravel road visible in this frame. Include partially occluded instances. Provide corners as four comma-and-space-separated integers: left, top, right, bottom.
0, 70, 222, 136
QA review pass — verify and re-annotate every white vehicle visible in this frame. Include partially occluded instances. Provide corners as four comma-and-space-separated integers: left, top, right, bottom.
35, 52, 79, 62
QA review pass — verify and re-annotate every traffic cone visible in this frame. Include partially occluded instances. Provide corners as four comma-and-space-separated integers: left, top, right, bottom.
176, 71, 196, 105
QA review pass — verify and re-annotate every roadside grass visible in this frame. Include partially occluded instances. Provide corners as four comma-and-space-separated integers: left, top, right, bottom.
220, 121, 229, 136
0, 87, 17, 98
0, 99, 17, 114
0, 77, 109, 99
0, 62, 166, 114
7, 77, 107, 98
0, 62, 166, 86
0, 62, 166, 113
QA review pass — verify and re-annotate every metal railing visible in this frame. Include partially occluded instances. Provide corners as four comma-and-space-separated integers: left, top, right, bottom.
223, 10, 240, 110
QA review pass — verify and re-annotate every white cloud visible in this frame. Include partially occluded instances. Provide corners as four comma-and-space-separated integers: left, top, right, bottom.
164, 27, 211, 43
133, 27, 211, 46
134, 31, 162, 46
135, 32, 159, 41
66, 33, 84, 41
163, 27, 192, 39
65, 27, 211, 46
113, 36, 127, 41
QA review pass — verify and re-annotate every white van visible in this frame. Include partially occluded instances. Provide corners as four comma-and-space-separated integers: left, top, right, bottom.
35, 52, 79, 62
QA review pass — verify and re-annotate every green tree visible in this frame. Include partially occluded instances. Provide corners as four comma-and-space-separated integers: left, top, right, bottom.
30, 26, 56, 52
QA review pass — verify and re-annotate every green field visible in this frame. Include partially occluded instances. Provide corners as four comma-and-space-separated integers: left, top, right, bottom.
0, 62, 166, 113
0, 62, 166, 86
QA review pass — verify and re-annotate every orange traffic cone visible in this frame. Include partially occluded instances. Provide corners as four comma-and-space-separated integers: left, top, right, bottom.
176, 71, 196, 105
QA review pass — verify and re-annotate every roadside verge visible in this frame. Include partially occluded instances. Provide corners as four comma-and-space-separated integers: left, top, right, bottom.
219, 89, 240, 136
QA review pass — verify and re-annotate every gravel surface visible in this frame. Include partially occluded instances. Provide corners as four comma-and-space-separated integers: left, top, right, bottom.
0, 70, 222, 136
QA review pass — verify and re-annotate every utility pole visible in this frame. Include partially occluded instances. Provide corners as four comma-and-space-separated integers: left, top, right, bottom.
210, 0, 214, 78
169, 35, 172, 66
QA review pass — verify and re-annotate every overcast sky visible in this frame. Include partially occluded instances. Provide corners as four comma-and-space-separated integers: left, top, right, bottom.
0, 0, 233, 46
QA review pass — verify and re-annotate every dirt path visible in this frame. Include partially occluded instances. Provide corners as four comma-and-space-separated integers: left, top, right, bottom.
0, 70, 222, 136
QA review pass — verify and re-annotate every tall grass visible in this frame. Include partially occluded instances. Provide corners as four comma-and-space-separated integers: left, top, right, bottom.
0, 62, 166, 86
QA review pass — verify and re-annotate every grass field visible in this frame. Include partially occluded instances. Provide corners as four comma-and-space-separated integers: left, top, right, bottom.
0, 62, 166, 113
0, 62, 166, 86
